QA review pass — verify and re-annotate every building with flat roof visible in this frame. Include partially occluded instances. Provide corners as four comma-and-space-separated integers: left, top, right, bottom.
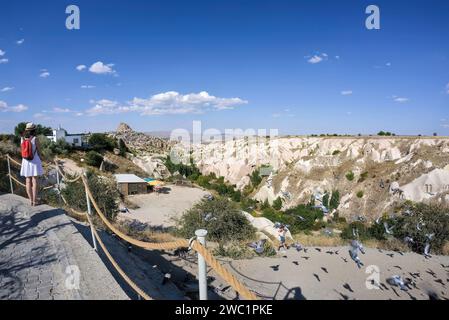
46, 125, 88, 147
114, 174, 148, 195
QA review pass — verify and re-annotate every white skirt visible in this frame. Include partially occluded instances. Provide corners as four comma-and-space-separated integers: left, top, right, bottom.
20, 155, 44, 177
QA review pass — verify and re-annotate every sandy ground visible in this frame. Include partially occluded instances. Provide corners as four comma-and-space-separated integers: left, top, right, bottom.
220, 246, 449, 300
120, 185, 209, 227
58, 158, 83, 175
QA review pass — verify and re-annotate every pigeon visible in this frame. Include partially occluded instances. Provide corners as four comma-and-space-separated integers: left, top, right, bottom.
387, 275, 408, 291
301, 256, 310, 260
270, 265, 280, 271
424, 243, 431, 258
341, 257, 348, 263
386, 253, 395, 258
292, 261, 299, 266
248, 239, 266, 254
394, 266, 403, 270
409, 272, 421, 279
326, 250, 334, 255
297, 215, 306, 222
292, 242, 303, 252
324, 229, 333, 236
434, 279, 445, 286
315, 248, 322, 252
426, 269, 437, 278
303, 248, 308, 253
375, 217, 382, 225
384, 222, 394, 235
204, 213, 217, 222
349, 240, 365, 268
343, 283, 354, 293
440, 264, 449, 269
404, 236, 414, 244
313, 273, 321, 282
334, 250, 340, 255
321, 267, 328, 274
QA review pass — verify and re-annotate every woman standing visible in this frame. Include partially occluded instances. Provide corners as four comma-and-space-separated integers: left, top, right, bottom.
20, 123, 44, 206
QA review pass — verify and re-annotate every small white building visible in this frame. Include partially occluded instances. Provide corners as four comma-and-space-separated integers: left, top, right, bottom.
46, 125, 88, 147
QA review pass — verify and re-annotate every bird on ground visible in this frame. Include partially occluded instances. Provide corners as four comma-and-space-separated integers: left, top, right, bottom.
386, 253, 395, 258
440, 264, 449, 269
409, 272, 421, 279
341, 257, 348, 263
334, 250, 340, 255
292, 261, 299, 266
313, 274, 321, 282
315, 248, 322, 252
321, 267, 328, 274
292, 242, 303, 252
326, 250, 334, 255
301, 256, 310, 260
270, 265, 280, 271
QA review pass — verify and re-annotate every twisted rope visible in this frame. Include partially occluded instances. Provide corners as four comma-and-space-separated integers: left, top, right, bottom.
54, 160, 82, 183
84, 213, 152, 300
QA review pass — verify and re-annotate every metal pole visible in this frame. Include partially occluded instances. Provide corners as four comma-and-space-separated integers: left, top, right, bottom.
84, 172, 97, 251
195, 229, 208, 300
6, 156, 14, 194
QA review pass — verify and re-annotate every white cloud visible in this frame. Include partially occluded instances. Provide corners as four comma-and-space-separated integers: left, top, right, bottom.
86, 91, 248, 116
0, 58, 9, 64
53, 107, 72, 113
1, 87, 14, 92
0, 100, 28, 113
386, 62, 392, 67
76, 65, 87, 71
16, 39, 25, 45
0, 49, 5, 56
81, 85, 95, 89
393, 97, 409, 103
308, 55, 323, 64
272, 113, 281, 118
39, 69, 50, 78
89, 61, 116, 75
335, 55, 340, 59
341, 90, 353, 96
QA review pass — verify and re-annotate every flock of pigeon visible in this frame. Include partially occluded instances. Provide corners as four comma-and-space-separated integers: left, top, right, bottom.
244, 206, 448, 299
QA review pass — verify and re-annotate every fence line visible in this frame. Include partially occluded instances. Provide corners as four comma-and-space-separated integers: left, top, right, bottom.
6, 154, 258, 300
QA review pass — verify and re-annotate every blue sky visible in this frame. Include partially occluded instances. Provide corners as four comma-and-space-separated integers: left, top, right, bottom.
0, 0, 448, 135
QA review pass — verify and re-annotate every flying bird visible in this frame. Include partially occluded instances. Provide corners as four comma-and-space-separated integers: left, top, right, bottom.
387, 275, 408, 291
313, 273, 321, 282
384, 222, 394, 235
349, 240, 365, 268
321, 267, 328, 274
292, 261, 299, 266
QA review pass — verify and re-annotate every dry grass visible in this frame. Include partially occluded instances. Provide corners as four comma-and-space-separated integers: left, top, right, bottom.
292, 233, 346, 247
442, 241, 449, 256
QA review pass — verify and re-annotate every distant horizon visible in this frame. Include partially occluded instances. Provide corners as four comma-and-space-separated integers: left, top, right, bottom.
1, 1, 448, 135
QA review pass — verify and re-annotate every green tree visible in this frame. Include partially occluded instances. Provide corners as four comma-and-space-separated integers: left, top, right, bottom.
250, 169, 262, 188
322, 191, 330, 208
88, 133, 116, 151
346, 171, 355, 181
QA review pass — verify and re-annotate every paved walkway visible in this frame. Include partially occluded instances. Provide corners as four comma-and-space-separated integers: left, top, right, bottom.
0, 194, 129, 300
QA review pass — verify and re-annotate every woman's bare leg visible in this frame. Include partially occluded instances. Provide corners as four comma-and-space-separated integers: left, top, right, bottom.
31, 177, 39, 205
25, 177, 33, 205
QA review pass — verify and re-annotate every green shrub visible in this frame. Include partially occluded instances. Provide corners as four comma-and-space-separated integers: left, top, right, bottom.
329, 190, 340, 210
175, 197, 256, 243
392, 202, 449, 254
356, 191, 364, 198
261, 199, 271, 210
61, 172, 119, 220
332, 150, 341, 156
345, 171, 355, 181
250, 169, 262, 188
213, 242, 254, 259
272, 197, 283, 210
85, 151, 104, 167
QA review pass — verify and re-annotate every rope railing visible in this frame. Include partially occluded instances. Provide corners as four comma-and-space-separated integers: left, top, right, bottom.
5, 154, 258, 300
81, 175, 258, 300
